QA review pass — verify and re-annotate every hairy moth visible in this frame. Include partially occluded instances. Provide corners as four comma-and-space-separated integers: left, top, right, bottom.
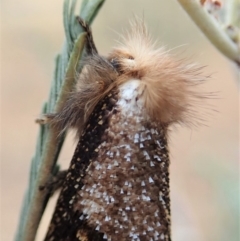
43, 17, 208, 241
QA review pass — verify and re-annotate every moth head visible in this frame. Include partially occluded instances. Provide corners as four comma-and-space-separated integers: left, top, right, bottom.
108, 20, 155, 79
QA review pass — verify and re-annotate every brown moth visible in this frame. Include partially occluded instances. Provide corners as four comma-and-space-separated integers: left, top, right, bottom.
43, 17, 208, 241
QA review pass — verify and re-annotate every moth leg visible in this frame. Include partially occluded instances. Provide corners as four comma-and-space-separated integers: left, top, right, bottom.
35, 113, 57, 125
39, 170, 67, 196
35, 116, 50, 125
76, 16, 98, 55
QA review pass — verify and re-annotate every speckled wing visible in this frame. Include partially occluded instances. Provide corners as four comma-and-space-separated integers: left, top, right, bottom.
44, 91, 118, 241
45, 80, 171, 241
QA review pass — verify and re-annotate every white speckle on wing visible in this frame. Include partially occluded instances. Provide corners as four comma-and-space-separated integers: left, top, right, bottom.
154, 154, 161, 162
149, 177, 154, 183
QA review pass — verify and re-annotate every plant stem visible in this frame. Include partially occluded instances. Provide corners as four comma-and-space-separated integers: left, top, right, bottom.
177, 0, 240, 65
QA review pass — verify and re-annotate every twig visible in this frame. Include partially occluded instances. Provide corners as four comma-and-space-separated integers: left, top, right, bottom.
14, 1, 105, 241
177, 0, 240, 66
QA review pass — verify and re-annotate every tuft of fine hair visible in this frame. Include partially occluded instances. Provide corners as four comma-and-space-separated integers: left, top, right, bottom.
107, 18, 210, 127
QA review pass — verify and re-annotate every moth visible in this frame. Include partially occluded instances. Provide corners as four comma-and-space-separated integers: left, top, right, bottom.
42, 17, 207, 241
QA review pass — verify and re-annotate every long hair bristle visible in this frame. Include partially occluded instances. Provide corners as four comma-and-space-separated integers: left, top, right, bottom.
108, 19, 210, 127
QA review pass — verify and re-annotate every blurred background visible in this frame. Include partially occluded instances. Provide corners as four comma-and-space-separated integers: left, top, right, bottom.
1, 0, 239, 241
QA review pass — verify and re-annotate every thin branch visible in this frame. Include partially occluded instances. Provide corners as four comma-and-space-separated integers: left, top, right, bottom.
21, 33, 86, 241
14, 1, 105, 241
177, 0, 240, 65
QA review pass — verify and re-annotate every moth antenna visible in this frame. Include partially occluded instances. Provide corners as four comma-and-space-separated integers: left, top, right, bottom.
76, 16, 98, 55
